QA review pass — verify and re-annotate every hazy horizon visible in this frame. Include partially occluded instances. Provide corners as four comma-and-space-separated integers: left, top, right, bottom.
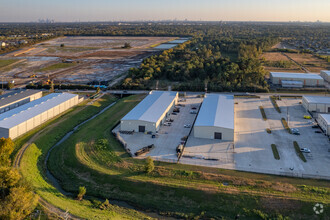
1, 0, 330, 23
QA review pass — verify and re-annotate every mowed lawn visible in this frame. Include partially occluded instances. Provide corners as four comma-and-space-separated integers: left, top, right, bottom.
19, 95, 151, 219
20, 94, 329, 219
38, 62, 77, 72
0, 59, 18, 68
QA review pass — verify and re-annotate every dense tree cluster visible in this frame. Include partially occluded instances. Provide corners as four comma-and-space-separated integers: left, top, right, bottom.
119, 35, 278, 92
0, 138, 38, 220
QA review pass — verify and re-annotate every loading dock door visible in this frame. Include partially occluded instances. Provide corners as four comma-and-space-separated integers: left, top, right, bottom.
139, 126, 145, 132
328, 107, 330, 113
214, 132, 222, 140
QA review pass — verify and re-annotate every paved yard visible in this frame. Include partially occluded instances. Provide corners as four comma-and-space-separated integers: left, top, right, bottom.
113, 95, 202, 162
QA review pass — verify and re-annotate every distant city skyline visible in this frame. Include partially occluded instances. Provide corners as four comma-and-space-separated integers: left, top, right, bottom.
1, 0, 330, 23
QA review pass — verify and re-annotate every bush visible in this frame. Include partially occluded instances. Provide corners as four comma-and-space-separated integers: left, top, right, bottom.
77, 186, 86, 201
259, 106, 267, 120
266, 128, 271, 134
293, 141, 307, 162
270, 96, 281, 113
145, 156, 154, 174
281, 118, 291, 134
271, 144, 280, 160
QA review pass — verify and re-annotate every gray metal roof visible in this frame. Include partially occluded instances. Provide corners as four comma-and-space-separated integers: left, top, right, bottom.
303, 96, 330, 104
195, 94, 234, 129
0, 93, 77, 129
321, 70, 330, 76
122, 91, 177, 123
270, 72, 323, 80
0, 90, 42, 108
319, 114, 330, 125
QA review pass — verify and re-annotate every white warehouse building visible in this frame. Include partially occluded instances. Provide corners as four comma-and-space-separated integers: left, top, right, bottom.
317, 114, 330, 136
121, 91, 178, 133
302, 96, 330, 113
320, 70, 330, 82
194, 94, 234, 141
0, 93, 79, 139
0, 90, 42, 114
270, 72, 324, 87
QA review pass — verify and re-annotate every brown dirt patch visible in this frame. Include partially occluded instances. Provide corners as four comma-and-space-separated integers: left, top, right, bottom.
260, 197, 302, 212
78, 50, 146, 59
284, 53, 330, 73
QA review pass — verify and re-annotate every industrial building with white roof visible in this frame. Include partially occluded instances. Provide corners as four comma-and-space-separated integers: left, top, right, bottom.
0, 89, 42, 114
320, 70, 330, 82
121, 91, 178, 133
302, 96, 330, 113
194, 94, 234, 140
270, 72, 324, 87
317, 114, 330, 136
0, 93, 79, 139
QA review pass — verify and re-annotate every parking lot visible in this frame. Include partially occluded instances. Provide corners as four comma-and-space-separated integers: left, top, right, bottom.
116, 93, 330, 180
113, 95, 202, 162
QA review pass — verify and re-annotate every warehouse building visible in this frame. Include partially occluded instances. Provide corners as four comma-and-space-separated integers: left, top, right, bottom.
0, 90, 42, 114
302, 96, 330, 113
0, 93, 79, 139
121, 91, 178, 133
320, 70, 330, 82
317, 114, 330, 136
270, 72, 324, 87
194, 94, 234, 141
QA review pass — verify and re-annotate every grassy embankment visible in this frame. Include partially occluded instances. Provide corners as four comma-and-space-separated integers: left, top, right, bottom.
19, 95, 151, 219
0, 59, 17, 68
37, 96, 330, 219
270, 96, 282, 113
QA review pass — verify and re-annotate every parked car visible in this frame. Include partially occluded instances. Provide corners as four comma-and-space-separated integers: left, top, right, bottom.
291, 128, 300, 135
164, 122, 172, 126
312, 125, 319, 128
315, 130, 322, 133
184, 124, 191, 128
172, 112, 177, 115
303, 115, 312, 119
190, 110, 197, 114
300, 148, 311, 153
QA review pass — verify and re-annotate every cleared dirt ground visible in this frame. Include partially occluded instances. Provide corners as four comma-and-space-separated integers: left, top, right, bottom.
283, 53, 330, 73
0, 36, 175, 85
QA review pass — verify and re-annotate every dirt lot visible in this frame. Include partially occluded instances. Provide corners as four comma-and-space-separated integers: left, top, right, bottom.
283, 53, 330, 73
262, 52, 302, 73
0, 36, 175, 86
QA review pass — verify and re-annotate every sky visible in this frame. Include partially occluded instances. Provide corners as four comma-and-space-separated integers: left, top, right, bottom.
1, 0, 329, 22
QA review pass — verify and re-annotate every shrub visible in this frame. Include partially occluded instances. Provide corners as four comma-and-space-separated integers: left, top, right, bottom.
270, 96, 281, 113
271, 144, 280, 160
145, 156, 154, 174
266, 128, 271, 134
259, 106, 267, 120
293, 141, 307, 162
281, 118, 291, 134
77, 186, 86, 201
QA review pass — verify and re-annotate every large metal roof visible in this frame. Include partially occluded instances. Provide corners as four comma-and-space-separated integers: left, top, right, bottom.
303, 96, 330, 104
321, 70, 330, 76
0, 93, 77, 129
270, 72, 323, 80
195, 94, 234, 129
122, 91, 177, 123
0, 90, 42, 108
319, 114, 330, 125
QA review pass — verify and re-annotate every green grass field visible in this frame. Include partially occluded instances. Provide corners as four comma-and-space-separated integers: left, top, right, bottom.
0, 59, 17, 68
38, 62, 77, 72
20, 95, 329, 219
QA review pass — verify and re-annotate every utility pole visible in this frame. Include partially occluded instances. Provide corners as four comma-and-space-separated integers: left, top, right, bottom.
156, 80, 159, 90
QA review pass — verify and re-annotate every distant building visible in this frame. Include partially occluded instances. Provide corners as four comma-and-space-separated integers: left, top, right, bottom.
302, 96, 330, 113
121, 91, 178, 133
0, 90, 42, 114
320, 70, 330, 82
317, 114, 330, 136
270, 72, 324, 87
0, 93, 79, 139
194, 94, 234, 141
